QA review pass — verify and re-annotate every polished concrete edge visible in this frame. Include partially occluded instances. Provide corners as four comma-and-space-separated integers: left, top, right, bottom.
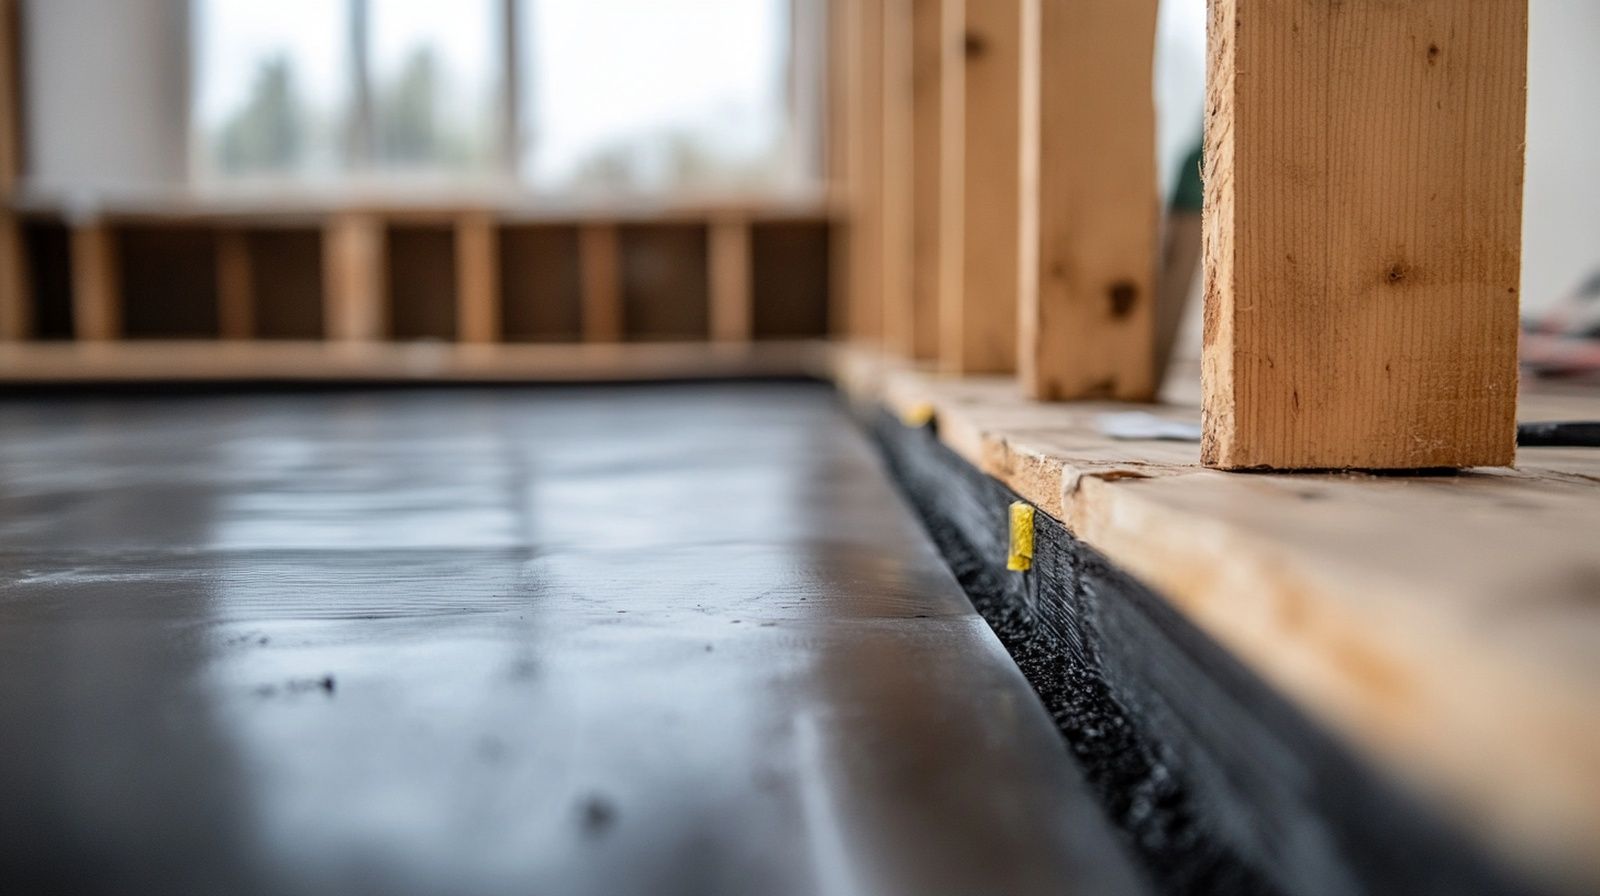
0, 383, 1160, 896
866, 409, 1542, 896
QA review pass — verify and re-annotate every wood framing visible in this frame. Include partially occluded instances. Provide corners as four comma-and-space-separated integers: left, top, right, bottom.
1018, 0, 1158, 401
579, 223, 622, 343
1202, 0, 1526, 470
825, 0, 856, 339
708, 216, 752, 343
940, 0, 1022, 375
0, 0, 26, 340
879, 0, 915, 356
323, 213, 387, 342
455, 212, 500, 344
904, 0, 950, 361
846, 0, 885, 343
215, 230, 254, 339
0, 0, 20, 196
70, 220, 120, 341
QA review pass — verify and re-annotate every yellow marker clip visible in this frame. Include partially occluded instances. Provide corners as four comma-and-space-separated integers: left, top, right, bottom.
1007, 502, 1034, 572
900, 401, 935, 429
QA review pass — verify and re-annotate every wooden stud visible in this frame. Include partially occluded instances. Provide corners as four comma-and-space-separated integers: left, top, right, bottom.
579, 223, 623, 343
848, 0, 886, 343
933, 0, 962, 373
708, 217, 752, 343
904, 0, 949, 361
826, 0, 858, 339
0, 0, 20, 197
1202, 0, 1525, 470
940, 0, 1022, 375
1018, 0, 1159, 401
323, 213, 387, 342
455, 212, 501, 344
216, 230, 254, 340
70, 220, 120, 341
0, 0, 26, 340
879, 0, 916, 357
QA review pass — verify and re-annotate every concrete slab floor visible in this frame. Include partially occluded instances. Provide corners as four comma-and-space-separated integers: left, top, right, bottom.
0, 383, 1147, 896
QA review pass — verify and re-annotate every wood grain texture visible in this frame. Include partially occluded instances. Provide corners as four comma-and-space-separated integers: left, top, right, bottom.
216, 229, 254, 340
905, 0, 948, 361
579, 223, 623, 342
824, 0, 853, 199
1202, 0, 1526, 470
323, 213, 387, 342
825, 0, 856, 339
847, 0, 885, 343
69, 221, 120, 341
708, 217, 752, 343
879, 0, 916, 356
1018, 0, 1158, 402
454, 212, 500, 344
941, 0, 1021, 375
838, 347, 1600, 895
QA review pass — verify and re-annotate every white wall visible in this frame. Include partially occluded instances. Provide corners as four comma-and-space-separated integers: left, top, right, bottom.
21, 0, 189, 197
1523, 0, 1600, 314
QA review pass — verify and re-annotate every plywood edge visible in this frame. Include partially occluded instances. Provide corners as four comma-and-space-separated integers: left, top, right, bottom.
1070, 473, 1600, 893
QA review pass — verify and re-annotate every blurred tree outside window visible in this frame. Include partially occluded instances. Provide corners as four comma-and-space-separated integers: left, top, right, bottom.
191, 0, 821, 198
521, 0, 801, 196
368, 0, 501, 176
192, 0, 348, 183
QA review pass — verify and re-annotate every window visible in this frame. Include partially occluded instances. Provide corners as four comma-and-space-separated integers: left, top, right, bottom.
192, 0, 350, 182
521, 0, 795, 194
367, 0, 503, 175
190, 0, 820, 197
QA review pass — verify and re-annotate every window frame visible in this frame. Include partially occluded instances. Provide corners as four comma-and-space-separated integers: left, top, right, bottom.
189, 0, 823, 198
